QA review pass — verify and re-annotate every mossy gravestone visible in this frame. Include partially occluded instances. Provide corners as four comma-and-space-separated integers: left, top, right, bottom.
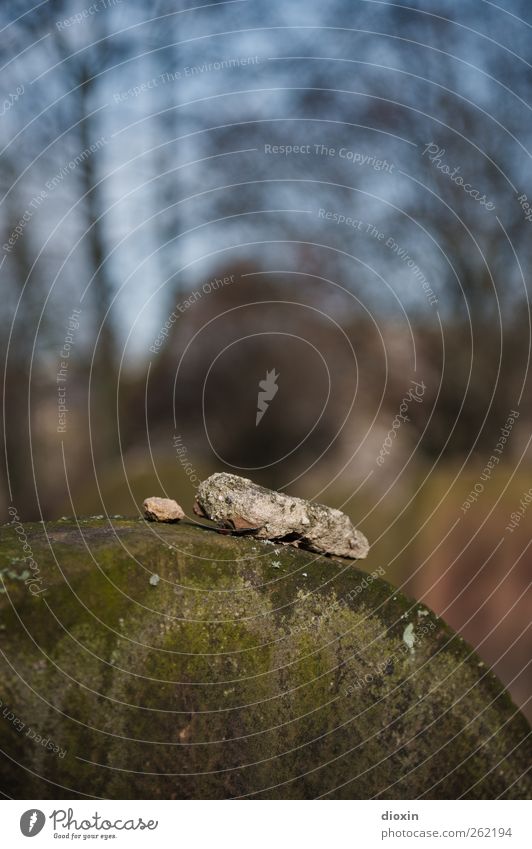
0, 519, 530, 799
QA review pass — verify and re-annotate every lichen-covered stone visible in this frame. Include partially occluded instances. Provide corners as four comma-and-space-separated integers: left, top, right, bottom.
0, 519, 529, 800
143, 497, 184, 523
194, 472, 369, 558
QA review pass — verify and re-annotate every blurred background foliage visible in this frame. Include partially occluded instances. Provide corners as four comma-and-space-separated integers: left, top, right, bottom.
1, 0, 531, 717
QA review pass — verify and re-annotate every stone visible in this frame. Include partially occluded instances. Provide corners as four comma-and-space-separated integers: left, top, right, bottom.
0, 518, 529, 799
194, 472, 369, 559
143, 496, 184, 523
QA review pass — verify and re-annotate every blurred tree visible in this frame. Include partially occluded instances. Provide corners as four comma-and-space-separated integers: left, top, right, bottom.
1, 0, 532, 515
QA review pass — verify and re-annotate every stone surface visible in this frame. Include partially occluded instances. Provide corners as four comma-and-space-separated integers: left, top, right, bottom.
143, 496, 184, 523
0, 518, 529, 799
194, 473, 370, 559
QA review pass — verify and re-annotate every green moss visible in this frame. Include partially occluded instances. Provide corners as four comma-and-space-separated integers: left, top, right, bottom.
0, 519, 530, 799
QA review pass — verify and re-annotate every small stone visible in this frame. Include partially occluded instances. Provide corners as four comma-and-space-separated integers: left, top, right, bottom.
194, 473, 369, 559
149, 574, 160, 586
143, 497, 185, 523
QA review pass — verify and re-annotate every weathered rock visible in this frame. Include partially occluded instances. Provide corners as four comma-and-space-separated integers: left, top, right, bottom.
0, 519, 529, 799
143, 496, 184, 523
194, 472, 369, 559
